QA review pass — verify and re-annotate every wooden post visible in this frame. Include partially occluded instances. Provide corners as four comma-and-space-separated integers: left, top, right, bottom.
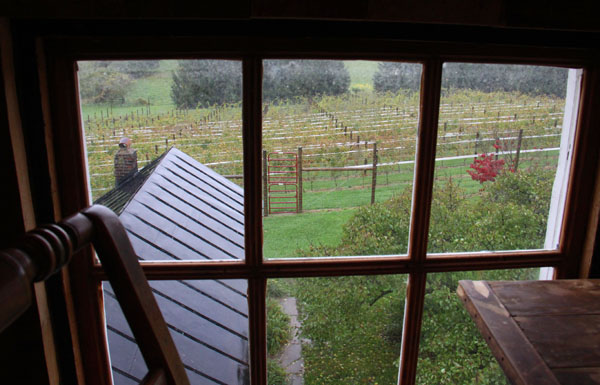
474, 132, 480, 155
495, 136, 500, 160
371, 143, 378, 205
263, 150, 268, 217
298, 147, 303, 213
514, 129, 523, 171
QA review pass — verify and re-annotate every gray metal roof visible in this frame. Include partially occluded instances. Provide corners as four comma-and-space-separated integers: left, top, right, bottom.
96, 147, 248, 385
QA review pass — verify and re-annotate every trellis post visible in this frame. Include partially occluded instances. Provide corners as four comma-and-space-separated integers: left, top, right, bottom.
514, 129, 524, 171
371, 142, 378, 205
298, 147, 303, 213
263, 150, 268, 217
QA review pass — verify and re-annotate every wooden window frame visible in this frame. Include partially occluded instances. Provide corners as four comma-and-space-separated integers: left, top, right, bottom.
37, 26, 600, 385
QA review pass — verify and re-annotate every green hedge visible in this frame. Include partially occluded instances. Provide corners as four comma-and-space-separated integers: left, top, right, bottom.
373, 62, 568, 97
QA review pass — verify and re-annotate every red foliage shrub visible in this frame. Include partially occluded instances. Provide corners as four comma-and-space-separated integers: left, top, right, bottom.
467, 153, 505, 183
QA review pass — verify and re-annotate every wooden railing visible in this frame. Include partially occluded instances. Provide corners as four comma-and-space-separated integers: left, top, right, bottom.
0, 205, 190, 385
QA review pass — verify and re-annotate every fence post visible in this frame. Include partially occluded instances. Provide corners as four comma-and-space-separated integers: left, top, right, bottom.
263, 150, 269, 217
298, 147, 303, 214
514, 129, 523, 171
371, 142, 378, 205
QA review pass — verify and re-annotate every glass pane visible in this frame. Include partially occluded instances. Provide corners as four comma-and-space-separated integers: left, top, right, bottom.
267, 275, 406, 384
77, 60, 244, 261
104, 279, 249, 384
416, 268, 542, 385
429, 63, 579, 254
262, 60, 421, 259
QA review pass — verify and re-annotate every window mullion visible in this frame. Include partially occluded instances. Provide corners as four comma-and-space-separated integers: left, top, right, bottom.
399, 59, 443, 385
408, 59, 443, 262
243, 56, 267, 385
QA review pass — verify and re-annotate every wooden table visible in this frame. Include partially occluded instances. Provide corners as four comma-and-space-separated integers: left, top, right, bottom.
457, 279, 600, 385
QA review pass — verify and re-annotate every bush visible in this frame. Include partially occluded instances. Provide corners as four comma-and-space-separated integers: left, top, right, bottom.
267, 360, 288, 385
78, 62, 131, 104
267, 298, 291, 356
171, 60, 350, 108
373, 62, 568, 97
171, 60, 243, 108
293, 167, 554, 383
373, 62, 422, 93
108, 60, 160, 78
294, 275, 405, 384
263, 60, 350, 102
78, 60, 160, 104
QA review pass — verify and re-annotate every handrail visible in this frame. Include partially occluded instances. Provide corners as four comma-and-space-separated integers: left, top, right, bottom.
0, 204, 190, 385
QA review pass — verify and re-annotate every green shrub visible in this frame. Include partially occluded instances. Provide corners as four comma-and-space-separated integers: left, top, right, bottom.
78, 62, 131, 104
263, 60, 350, 103
78, 60, 161, 104
293, 166, 553, 383
171, 60, 243, 108
373, 62, 422, 93
171, 60, 350, 108
373, 62, 568, 97
267, 360, 288, 385
267, 298, 291, 356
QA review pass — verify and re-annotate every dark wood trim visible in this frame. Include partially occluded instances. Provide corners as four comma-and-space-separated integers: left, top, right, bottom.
39, 35, 595, 67
39, 43, 112, 385
398, 272, 427, 385
248, 278, 267, 385
557, 65, 600, 279
243, 56, 263, 267
408, 60, 442, 262
87, 250, 559, 280
579, 154, 600, 278
33, 26, 600, 385
244, 55, 267, 385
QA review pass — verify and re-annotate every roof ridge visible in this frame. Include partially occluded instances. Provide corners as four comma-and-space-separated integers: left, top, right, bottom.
94, 147, 173, 214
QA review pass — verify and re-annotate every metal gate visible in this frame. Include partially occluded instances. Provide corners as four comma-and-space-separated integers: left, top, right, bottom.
267, 152, 298, 214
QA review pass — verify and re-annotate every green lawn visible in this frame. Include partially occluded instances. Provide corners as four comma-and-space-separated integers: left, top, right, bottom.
263, 208, 357, 259
81, 60, 178, 118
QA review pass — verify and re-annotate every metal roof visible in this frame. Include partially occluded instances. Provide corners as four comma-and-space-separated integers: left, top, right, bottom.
95, 147, 248, 385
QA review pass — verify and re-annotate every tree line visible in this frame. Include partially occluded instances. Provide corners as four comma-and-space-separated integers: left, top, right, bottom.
79, 60, 568, 107
171, 60, 350, 108
373, 62, 568, 97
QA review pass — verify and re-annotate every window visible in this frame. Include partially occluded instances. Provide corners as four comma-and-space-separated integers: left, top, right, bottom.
43, 31, 598, 385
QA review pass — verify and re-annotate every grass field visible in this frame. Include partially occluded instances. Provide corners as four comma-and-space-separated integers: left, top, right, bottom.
263, 208, 358, 259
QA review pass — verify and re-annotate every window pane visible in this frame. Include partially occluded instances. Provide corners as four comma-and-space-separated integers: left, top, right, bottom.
416, 268, 542, 385
262, 60, 421, 259
104, 279, 249, 384
267, 275, 406, 384
428, 64, 579, 255
77, 60, 244, 261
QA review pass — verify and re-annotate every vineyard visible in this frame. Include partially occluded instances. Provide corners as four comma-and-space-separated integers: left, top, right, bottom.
83, 89, 564, 209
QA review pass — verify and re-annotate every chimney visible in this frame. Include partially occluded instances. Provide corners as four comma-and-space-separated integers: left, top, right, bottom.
114, 137, 138, 186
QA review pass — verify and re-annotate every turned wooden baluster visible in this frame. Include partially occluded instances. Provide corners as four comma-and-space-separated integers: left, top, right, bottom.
0, 204, 190, 385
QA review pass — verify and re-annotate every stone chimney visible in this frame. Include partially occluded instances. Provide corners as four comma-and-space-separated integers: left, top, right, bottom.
114, 137, 138, 186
